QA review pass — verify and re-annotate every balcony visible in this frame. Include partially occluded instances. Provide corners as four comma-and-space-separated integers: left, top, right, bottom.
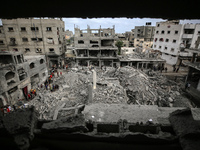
182, 34, 193, 39
179, 52, 193, 57
184, 24, 195, 29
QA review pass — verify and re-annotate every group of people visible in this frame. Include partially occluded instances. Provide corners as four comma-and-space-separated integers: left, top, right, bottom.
172, 65, 180, 73
0, 105, 15, 116
27, 89, 37, 100
153, 66, 168, 73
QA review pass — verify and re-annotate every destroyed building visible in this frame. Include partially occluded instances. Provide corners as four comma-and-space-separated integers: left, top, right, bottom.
153, 20, 200, 65
0, 18, 66, 67
74, 26, 119, 67
0, 51, 47, 107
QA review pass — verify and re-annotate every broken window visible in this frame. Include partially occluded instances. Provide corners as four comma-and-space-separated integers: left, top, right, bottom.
22, 37, 28, 42
184, 29, 194, 34
46, 27, 52, 31
175, 30, 178, 34
171, 48, 175, 52
156, 31, 159, 34
0, 40, 4, 45
173, 39, 176, 43
25, 48, 30, 52
8, 27, 14, 32
157, 24, 160, 27
78, 40, 84, 44
7, 80, 16, 86
31, 38, 37, 41
21, 27, 26, 31
13, 48, 18, 51
161, 30, 165, 34
29, 62, 35, 69
0, 29, 1, 33
49, 48, 55, 52
40, 59, 45, 64
159, 46, 162, 49
159, 38, 164, 42
165, 47, 167, 50
138, 29, 140, 32
90, 40, 98, 44
137, 39, 140, 42
17, 55, 23, 64
167, 31, 170, 34
31, 27, 39, 31
38, 38, 43, 41
198, 31, 200, 34
5, 71, 15, 80
36, 48, 42, 53
165, 39, 169, 42
43, 72, 46, 76
137, 34, 140, 37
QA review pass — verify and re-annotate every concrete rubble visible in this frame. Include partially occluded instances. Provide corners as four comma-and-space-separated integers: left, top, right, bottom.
27, 66, 193, 120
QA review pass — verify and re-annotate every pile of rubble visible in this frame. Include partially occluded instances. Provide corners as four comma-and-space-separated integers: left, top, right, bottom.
104, 66, 187, 107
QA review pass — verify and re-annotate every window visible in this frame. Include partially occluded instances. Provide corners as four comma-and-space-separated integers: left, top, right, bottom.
78, 40, 84, 44
25, 48, 30, 52
165, 39, 169, 42
171, 48, 174, 52
165, 47, 167, 50
21, 27, 26, 31
37, 38, 43, 41
47, 38, 54, 44
36, 48, 42, 53
167, 31, 170, 34
154, 45, 156, 48
0, 29, 1, 33
154, 38, 157, 42
175, 30, 178, 34
159, 38, 164, 42
46, 27, 52, 31
49, 48, 55, 52
10, 38, 16, 42
161, 30, 165, 34
31, 38, 37, 41
157, 24, 160, 27
137, 34, 140, 37
132, 38, 134, 40
159, 46, 162, 49
137, 39, 139, 42
43, 72, 46, 77
156, 31, 159, 34
40, 59, 44, 64
173, 40, 176, 43
13, 48, 18, 51
198, 31, 200, 34
8, 27, 14, 32
31, 27, 39, 31
29, 62, 35, 69
22, 38, 28, 42
0, 40, 4, 45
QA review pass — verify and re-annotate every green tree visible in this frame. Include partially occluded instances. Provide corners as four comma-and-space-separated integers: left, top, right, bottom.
115, 40, 123, 55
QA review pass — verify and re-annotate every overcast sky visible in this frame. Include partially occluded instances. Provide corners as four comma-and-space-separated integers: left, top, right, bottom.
1, 18, 200, 33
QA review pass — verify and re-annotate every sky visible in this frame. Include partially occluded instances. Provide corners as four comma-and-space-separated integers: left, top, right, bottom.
1, 18, 200, 33
64, 18, 200, 33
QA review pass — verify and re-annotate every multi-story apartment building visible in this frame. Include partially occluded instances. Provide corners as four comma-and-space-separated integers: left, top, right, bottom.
0, 18, 66, 67
74, 26, 119, 67
115, 33, 129, 47
0, 51, 48, 107
134, 25, 155, 48
153, 20, 200, 65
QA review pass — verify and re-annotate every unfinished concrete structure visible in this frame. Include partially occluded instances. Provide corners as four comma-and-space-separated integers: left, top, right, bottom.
0, 18, 66, 67
0, 51, 47, 107
74, 26, 118, 67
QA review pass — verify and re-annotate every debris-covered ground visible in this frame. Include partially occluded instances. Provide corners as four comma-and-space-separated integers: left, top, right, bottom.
27, 66, 193, 120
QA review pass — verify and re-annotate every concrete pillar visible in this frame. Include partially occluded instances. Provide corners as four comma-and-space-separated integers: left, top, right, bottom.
88, 83, 93, 103
92, 70, 96, 90
141, 63, 144, 69
197, 79, 200, 91
87, 60, 90, 67
112, 60, 113, 67
99, 60, 101, 68
137, 62, 139, 69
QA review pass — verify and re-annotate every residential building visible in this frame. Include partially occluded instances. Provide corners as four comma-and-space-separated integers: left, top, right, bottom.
134, 25, 155, 48
125, 31, 134, 47
74, 25, 119, 67
0, 18, 66, 68
0, 51, 48, 107
153, 20, 200, 65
